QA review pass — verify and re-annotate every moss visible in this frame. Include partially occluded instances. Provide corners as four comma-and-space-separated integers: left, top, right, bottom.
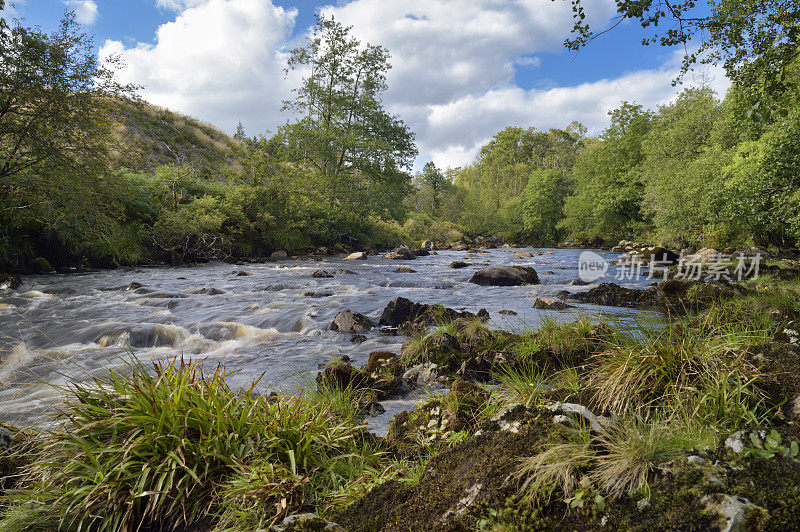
724, 454, 800, 530
334, 418, 556, 531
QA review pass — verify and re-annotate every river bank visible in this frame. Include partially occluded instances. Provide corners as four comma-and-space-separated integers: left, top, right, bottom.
3, 250, 800, 530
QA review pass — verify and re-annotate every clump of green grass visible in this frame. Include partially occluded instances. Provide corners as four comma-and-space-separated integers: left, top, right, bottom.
2, 358, 384, 531
493, 363, 548, 408
511, 316, 610, 369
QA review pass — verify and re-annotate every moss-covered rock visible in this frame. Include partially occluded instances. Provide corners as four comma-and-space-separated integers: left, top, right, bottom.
28, 257, 54, 274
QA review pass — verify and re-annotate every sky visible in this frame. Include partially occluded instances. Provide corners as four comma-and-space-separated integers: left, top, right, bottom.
4, 0, 729, 169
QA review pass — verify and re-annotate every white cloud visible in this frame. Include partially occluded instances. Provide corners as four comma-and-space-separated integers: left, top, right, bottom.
100, 0, 298, 136
65, 0, 98, 25
99, 0, 729, 170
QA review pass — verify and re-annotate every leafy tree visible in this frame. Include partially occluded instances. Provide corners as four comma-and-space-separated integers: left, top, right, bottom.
521, 169, 572, 244
561, 0, 800, 114
233, 121, 247, 141
0, 7, 132, 267
279, 16, 417, 220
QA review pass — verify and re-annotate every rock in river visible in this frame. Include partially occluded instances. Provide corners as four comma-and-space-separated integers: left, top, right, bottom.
345, 251, 368, 260
468, 266, 539, 286
450, 261, 471, 269
533, 298, 573, 310
383, 248, 416, 260
330, 309, 375, 333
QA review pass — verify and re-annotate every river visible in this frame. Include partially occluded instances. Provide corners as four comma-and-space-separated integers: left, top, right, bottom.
0, 247, 656, 429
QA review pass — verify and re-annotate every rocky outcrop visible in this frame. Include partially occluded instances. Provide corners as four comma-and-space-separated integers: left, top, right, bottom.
468, 266, 539, 286
330, 309, 375, 333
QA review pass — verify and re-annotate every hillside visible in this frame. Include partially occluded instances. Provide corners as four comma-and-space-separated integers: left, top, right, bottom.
106, 98, 240, 173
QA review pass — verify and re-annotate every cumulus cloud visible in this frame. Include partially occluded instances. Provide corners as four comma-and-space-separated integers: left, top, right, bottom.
65, 0, 98, 25
100, 0, 729, 169
100, 0, 298, 136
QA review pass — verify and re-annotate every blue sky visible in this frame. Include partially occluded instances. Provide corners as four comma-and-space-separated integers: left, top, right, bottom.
5, 0, 726, 167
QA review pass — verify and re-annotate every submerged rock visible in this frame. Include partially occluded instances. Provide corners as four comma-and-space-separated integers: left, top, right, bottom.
468, 266, 539, 286
330, 309, 375, 333
450, 261, 471, 269
192, 287, 225, 295
394, 267, 416, 273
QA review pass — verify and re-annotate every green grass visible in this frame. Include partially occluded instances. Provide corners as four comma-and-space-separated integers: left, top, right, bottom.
510, 316, 610, 369
493, 363, 548, 408
1, 358, 385, 531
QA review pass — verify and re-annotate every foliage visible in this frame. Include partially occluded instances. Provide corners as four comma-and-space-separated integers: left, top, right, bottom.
2, 358, 383, 531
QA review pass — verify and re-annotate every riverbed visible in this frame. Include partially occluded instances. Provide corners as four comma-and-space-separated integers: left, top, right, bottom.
0, 247, 656, 428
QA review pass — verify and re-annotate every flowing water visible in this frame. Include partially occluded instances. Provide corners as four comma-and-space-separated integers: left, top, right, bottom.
0, 247, 656, 430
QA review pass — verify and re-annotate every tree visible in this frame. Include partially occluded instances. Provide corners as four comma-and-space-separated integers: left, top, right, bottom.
521, 169, 572, 244
560, 0, 800, 114
0, 7, 132, 267
284, 17, 417, 180
233, 121, 246, 141
419, 161, 448, 214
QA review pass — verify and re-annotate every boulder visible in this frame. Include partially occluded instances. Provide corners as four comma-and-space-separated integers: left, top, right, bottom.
233, 270, 250, 276
383, 248, 416, 260
566, 283, 663, 307
533, 298, 573, 310
498, 309, 517, 315
344, 251, 368, 260
450, 261, 471, 269
0, 274, 22, 291
270, 250, 288, 260
394, 267, 417, 273
413, 249, 430, 257
312, 270, 334, 278
546, 402, 613, 432
449, 242, 469, 251
330, 309, 375, 334
378, 296, 488, 330
29, 257, 54, 274
316, 362, 368, 390
192, 287, 225, 295
468, 266, 539, 286
700, 494, 763, 532
365, 351, 399, 374
513, 251, 532, 259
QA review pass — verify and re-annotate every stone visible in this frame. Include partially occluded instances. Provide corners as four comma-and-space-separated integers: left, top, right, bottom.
193, 287, 225, 295
316, 362, 368, 390
29, 257, 54, 274
450, 261, 471, 269
566, 283, 663, 307
365, 351, 398, 374
330, 309, 375, 334
413, 248, 430, 257
533, 298, 573, 310
233, 270, 250, 276
468, 266, 539, 286
700, 494, 762, 532
553, 414, 576, 428
350, 334, 367, 343
0, 426, 15, 451
498, 309, 517, 315
270, 250, 288, 260
0, 274, 22, 291
125, 282, 143, 290
546, 402, 613, 432
269, 513, 345, 532
394, 267, 416, 273
513, 251, 532, 259
403, 363, 438, 386
421, 240, 434, 250
312, 270, 334, 278
440, 483, 483, 524
383, 247, 416, 260
725, 431, 746, 454
344, 251, 367, 260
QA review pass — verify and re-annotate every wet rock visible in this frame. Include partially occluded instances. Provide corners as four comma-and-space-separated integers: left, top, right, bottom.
513, 251, 532, 259
270, 250, 288, 260
568, 278, 590, 286
125, 282, 143, 290
449, 242, 469, 251
394, 267, 416, 273
543, 270, 555, 275
450, 261, 471, 269
402, 363, 439, 386
312, 269, 334, 278
345, 251, 368, 260
193, 287, 225, 295
29, 257, 54, 274
350, 334, 367, 343
316, 362, 368, 390
233, 270, 250, 276
330, 309, 375, 334
0, 274, 22, 291
0, 426, 15, 451
383, 248, 417, 260
413, 249, 430, 257
468, 266, 539, 286
498, 309, 517, 315
421, 240, 434, 250
378, 297, 486, 330
566, 283, 663, 307
700, 494, 762, 532
533, 298, 573, 310
365, 351, 399, 374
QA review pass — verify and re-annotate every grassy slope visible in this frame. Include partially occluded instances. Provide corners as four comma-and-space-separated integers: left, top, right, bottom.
105, 97, 239, 173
